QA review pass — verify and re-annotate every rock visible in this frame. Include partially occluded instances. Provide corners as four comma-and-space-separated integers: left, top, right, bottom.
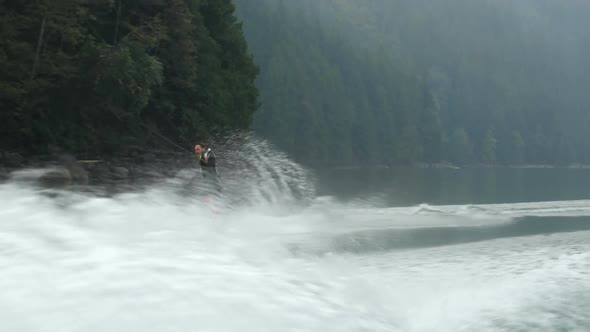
413, 162, 430, 169
431, 161, 460, 169
58, 154, 89, 185
111, 166, 129, 179
38, 167, 72, 188
89, 162, 110, 180
69, 167, 89, 185
3, 152, 24, 168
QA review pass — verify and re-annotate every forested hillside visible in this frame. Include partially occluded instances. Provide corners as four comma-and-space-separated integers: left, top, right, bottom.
0, 0, 258, 157
235, 0, 590, 166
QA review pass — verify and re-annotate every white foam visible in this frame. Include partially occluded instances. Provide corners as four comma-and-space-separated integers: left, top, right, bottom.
2, 131, 590, 332
0, 180, 589, 331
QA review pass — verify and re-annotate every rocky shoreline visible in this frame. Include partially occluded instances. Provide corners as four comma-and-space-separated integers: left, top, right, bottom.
0, 151, 195, 188
3, 150, 590, 189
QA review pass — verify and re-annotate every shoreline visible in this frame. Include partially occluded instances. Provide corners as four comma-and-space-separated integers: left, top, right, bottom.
0, 150, 194, 188
3, 149, 590, 187
322, 163, 590, 171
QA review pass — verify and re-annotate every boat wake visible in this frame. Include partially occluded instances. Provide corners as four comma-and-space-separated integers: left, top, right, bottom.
1, 136, 589, 331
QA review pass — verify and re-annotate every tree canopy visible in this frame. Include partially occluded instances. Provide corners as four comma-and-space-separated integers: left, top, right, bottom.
0, 0, 259, 158
235, 0, 590, 166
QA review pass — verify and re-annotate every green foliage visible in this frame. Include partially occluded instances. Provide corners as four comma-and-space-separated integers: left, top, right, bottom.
396, 125, 423, 164
420, 88, 444, 163
481, 128, 497, 164
0, 0, 259, 157
236, 0, 590, 166
235, 0, 437, 166
449, 128, 474, 164
510, 131, 526, 164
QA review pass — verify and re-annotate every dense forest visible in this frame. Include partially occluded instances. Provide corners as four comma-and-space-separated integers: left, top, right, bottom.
0, 0, 258, 158
235, 0, 590, 166
3, 0, 590, 167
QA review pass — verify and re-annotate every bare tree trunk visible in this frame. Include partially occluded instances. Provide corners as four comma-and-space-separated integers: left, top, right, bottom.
31, 15, 47, 80
114, 0, 122, 45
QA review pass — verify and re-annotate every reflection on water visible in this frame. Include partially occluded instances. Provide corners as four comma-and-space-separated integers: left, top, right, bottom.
316, 167, 590, 206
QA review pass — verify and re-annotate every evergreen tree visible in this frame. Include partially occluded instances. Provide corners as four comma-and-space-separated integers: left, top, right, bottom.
235, 0, 590, 167
481, 127, 497, 164
510, 131, 526, 164
449, 128, 474, 164
0, 0, 259, 157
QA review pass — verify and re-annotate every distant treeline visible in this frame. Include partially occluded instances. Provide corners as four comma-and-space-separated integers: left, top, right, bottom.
0, 0, 258, 157
235, 0, 590, 166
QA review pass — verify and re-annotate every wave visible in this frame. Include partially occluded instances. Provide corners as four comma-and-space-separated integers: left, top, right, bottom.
1, 135, 590, 331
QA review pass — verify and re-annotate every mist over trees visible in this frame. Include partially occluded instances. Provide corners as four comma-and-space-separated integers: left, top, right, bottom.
235, 0, 590, 166
2, 0, 589, 167
0, 0, 258, 157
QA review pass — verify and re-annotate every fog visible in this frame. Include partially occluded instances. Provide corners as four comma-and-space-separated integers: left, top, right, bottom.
235, 0, 590, 166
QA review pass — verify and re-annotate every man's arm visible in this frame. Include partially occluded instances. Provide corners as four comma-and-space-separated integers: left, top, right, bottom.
205, 150, 216, 166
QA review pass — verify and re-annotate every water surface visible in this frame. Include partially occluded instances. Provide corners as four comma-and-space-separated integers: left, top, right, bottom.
1, 159, 589, 332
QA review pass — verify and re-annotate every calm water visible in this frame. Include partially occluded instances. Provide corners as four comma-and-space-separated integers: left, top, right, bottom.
1, 152, 590, 332
316, 167, 590, 206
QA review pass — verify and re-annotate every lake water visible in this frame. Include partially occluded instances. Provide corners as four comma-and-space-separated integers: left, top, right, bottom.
316, 167, 590, 206
1, 155, 589, 331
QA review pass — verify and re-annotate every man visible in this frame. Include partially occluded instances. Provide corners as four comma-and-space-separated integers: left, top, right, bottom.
194, 143, 222, 193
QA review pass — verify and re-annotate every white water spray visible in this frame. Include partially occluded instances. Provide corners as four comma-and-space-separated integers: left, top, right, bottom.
1, 136, 589, 332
